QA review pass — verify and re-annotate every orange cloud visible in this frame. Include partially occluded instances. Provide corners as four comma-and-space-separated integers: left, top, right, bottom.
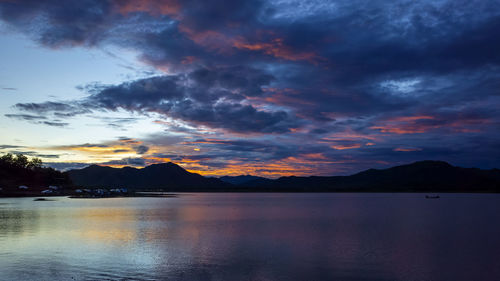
47, 138, 153, 163
181, 56, 197, 64
183, 155, 359, 178
143, 155, 173, 163
53, 144, 128, 155
321, 130, 379, 142
370, 115, 437, 134
447, 117, 490, 133
187, 162, 308, 178
370, 126, 430, 134
178, 25, 234, 53
254, 88, 315, 107
371, 115, 489, 134
233, 37, 318, 63
393, 147, 422, 152
330, 144, 362, 150
118, 138, 142, 145
113, 0, 180, 17
390, 116, 434, 122
300, 153, 329, 160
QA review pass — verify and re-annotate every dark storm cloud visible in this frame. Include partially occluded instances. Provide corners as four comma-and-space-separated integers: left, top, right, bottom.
4, 113, 47, 120
9, 102, 88, 127
64, 66, 295, 133
184, 137, 331, 163
14, 101, 91, 118
5, 113, 71, 127
133, 145, 149, 154
88, 67, 293, 133
180, 0, 264, 29
2, 0, 500, 172
1, 0, 499, 74
86, 65, 273, 105
15, 101, 78, 113
41, 121, 69, 127
0, 0, 113, 47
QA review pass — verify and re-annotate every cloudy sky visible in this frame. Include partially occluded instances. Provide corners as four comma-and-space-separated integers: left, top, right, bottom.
0, 0, 499, 177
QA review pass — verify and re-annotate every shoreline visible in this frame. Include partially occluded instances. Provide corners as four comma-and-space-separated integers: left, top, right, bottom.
1, 190, 500, 199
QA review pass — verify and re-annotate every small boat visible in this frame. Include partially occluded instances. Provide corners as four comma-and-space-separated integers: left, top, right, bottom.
425, 195, 440, 199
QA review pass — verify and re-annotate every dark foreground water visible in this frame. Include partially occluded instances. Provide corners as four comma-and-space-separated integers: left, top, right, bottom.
1, 193, 500, 281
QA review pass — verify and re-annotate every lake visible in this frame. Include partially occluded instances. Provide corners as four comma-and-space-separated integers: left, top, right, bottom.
1, 193, 499, 280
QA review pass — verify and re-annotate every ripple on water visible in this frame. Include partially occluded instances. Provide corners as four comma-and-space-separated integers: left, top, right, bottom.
1, 194, 500, 281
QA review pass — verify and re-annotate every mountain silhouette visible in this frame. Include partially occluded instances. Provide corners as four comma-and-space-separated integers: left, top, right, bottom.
66, 160, 500, 192
67, 162, 228, 190
242, 161, 500, 192
219, 175, 267, 185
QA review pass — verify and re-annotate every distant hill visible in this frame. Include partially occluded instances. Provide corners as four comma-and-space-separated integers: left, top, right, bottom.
65, 160, 500, 192
67, 162, 229, 190
240, 161, 500, 192
219, 175, 268, 185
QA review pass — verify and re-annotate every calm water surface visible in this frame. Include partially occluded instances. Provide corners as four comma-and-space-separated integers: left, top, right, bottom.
1, 193, 499, 281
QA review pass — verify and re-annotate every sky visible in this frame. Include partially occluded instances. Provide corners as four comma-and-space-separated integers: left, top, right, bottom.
0, 0, 499, 177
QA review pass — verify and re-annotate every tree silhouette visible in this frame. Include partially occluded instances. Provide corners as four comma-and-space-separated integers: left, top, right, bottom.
0, 153, 71, 191
0, 153, 43, 170
27, 157, 42, 169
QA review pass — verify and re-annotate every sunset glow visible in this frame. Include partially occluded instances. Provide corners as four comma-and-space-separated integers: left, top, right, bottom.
1, 0, 499, 177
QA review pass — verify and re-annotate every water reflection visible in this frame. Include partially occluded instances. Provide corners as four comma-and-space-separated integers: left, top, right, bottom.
0, 209, 40, 238
1, 194, 500, 280
75, 207, 138, 244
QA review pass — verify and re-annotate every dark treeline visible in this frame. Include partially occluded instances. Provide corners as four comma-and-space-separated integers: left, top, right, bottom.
0, 153, 71, 190
2, 157, 500, 195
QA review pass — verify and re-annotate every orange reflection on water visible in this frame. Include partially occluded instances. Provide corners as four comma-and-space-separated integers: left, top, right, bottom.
74, 207, 138, 244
